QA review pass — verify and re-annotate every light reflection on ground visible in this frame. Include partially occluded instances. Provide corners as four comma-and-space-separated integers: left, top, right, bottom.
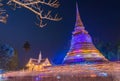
3, 62, 120, 81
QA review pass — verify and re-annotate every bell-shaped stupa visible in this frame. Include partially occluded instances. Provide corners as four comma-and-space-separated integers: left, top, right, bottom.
63, 3, 108, 64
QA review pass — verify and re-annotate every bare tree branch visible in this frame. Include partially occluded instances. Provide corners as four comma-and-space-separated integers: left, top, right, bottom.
24, 0, 60, 8
7, 0, 62, 27
0, 3, 8, 24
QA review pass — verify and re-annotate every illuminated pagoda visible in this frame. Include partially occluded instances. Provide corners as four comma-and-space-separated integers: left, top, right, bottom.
63, 3, 108, 64
26, 52, 51, 71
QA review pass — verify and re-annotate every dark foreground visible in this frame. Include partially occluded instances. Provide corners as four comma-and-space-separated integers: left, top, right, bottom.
3, 75, 116, 81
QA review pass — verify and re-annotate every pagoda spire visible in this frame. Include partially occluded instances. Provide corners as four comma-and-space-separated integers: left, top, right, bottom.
75, 3, 84, 27
38, 51, 42, 63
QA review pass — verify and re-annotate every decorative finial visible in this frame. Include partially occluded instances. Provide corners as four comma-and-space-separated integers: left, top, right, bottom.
75, 2, 84, 27
38, 51, 42, 63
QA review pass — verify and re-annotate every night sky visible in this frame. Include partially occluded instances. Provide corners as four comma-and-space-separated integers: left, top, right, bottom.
0, 0, 120, 66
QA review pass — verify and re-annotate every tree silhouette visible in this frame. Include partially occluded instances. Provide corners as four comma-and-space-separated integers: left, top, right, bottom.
0, 42, 14, 70
94, 38, 117, 61
6, 49, 19, 71
23, 41, 31, 52
116, 40, 120, 61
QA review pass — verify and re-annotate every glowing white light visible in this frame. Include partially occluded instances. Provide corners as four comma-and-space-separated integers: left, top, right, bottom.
77, 55, 81, 57
98, 72, 108, 77
0, 74, 3, 80
57, 75, 61, 79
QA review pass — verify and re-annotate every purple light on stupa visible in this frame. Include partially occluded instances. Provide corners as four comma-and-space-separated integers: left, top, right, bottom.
63, 3, 108, 64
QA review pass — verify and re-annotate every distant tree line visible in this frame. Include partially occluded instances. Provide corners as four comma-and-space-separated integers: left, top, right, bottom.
93, 38, 120, 61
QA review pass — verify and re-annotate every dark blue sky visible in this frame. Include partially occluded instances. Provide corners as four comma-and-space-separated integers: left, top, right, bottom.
0, 0, 120, 66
